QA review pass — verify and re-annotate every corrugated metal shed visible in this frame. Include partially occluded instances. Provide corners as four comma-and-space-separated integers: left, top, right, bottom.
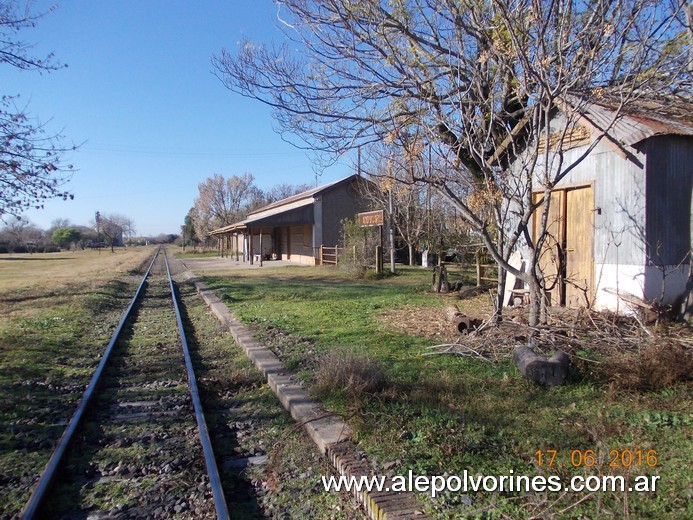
527, 93, 693, 311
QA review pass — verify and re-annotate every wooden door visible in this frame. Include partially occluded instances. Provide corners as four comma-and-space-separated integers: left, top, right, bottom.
533, 190, 565, 305
565, 187, 594, 307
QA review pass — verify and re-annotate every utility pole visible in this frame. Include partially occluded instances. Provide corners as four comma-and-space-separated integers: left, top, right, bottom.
95, 211, 101, 254
357, 146, 361, 176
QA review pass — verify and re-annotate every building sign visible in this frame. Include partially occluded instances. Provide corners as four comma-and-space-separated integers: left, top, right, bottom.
358, 210, 384, 227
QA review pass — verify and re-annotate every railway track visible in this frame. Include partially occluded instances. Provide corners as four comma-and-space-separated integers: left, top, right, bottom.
21, 249, 229, 519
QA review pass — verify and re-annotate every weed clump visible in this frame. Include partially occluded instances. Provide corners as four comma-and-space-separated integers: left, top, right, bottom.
313, 350, 387, 399
588, 341, 693, 391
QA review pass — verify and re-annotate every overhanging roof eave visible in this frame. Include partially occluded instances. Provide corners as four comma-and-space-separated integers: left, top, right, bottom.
208, 222, 247, 236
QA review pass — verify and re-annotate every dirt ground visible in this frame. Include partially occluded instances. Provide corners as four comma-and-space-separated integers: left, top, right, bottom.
377, 292, 497, 343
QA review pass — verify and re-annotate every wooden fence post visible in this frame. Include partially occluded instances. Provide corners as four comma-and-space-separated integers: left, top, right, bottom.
476, 249, 484, 287
375, 245, 383, 273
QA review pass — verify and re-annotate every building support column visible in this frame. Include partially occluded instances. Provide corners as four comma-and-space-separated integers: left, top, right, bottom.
259, 232, 264, 267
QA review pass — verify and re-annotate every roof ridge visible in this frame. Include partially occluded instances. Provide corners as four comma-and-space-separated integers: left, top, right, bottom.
246, 174, 358, 216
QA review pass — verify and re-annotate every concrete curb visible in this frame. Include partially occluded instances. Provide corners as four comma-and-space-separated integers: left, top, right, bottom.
181, 269, 431, 520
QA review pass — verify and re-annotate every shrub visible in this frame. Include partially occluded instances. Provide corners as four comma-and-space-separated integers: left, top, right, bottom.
338, 217, 382, 278
52, 227, 82, 248
313, 349, 387, 399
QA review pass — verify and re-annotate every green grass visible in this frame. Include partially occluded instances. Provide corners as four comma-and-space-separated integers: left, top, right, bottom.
202, 265, 692, 519
1, 253, 688, 518
176, 250, 220, 258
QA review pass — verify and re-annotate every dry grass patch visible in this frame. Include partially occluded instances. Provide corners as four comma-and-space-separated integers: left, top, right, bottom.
0, 247, 154, 293
378, 305, 459, 343
587, 339, 693, 391
377, 293, 493, 343
313, 350, 388, 400
377, 297, 692, 391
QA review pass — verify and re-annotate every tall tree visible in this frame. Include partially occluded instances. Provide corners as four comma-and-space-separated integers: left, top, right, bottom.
51, 226, 81, 249
181, 210, 198, 249
360, 142, 437, 266
191, 173, 262, 243
95, 213, 132, 252
0, 217, 42, 252
214, 0, 691, 324
264, 182, 313, 203
1, 1, 75, 220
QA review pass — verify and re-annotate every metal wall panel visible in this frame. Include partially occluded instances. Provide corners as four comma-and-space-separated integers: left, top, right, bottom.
643, 136, 693, 266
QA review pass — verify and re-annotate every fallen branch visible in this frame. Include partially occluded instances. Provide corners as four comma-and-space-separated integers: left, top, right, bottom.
426, 341, 491, 361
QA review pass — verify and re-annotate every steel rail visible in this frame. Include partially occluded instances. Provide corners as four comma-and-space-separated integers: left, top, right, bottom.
164, 250, 230, 519
21, 248, 161, 520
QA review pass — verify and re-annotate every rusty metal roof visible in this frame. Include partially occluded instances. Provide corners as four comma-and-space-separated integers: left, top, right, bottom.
493, 92, 693, 164
574, 93, 693, 146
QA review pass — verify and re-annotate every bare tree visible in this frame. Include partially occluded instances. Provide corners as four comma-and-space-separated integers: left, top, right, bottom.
214, 0, 691, 324
191, 173, 262, 245
95, 213, 132, 252
389, 180, 429, 266
118, 215, 136, 245
1, 0, 76, 220
265, 182, 313, 203
76, 224, 96, 250
0, 217, 42, 252
49, 217, 71, 229
360, 145, 433, 266
190, 205, 213, 250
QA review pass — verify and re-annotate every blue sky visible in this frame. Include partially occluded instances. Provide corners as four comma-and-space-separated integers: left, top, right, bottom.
4, 1, 354, 236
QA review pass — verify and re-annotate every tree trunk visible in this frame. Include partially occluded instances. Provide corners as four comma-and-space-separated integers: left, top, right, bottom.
444, 304, 481, 333
532, 272, 551, 325
527, 277, 545, 327
432, 265, 449, 293
409, 243, 414, 266
494, 265, 507, 323
678, 256, 693, 324
514, 345, 569, 387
